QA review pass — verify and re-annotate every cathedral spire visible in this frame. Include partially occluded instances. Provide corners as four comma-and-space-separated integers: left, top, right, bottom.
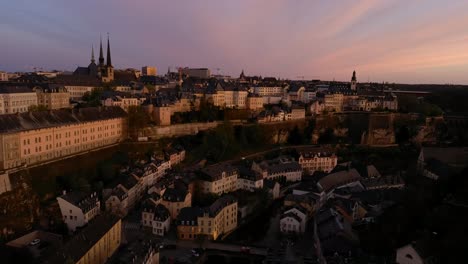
106, 33, 112, 67
352, 70, 356, 81
99, 35, 104, 65
91, 45, 95, 64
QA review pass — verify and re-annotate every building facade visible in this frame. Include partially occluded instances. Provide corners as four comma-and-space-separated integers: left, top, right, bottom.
0, 106, 127, 170
159, 188, 192, 219
178, 195, 238, 240
200, 165, 239, 195
0, 86, 38, 114
35, 86, 70, 110
142, 66, 157, 76
298, 150, 338, 174
45, 214, 122, 264
280, 207, 307, 234
57, 191, 101, 232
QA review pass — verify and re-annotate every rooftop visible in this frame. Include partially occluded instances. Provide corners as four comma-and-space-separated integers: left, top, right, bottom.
0, 106, 127, 134
43, 214, 121, 264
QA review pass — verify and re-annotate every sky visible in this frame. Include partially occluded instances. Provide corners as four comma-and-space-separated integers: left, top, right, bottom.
2, 0, 468, 84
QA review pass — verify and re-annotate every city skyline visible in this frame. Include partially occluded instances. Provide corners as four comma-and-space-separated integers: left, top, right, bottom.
3, 0, 468, 84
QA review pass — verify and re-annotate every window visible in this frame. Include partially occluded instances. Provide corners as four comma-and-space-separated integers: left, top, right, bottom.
405, 254, 413, 259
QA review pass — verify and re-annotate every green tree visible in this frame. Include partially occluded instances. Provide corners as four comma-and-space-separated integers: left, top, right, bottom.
28, 105, 49, 111
127, 105, 150, 135
287, 125, 303, 145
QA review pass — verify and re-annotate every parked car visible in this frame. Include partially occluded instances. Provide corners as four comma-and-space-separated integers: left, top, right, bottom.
29, 239, 41, 246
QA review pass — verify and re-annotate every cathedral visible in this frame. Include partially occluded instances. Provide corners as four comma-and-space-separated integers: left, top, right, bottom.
74, 35, 114, 82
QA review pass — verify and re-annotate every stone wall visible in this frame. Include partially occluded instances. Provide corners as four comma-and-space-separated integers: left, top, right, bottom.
142, 122, 222, 139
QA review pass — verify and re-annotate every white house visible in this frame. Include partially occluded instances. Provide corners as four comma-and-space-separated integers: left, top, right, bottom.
142, 201, 171, 237
237, 167, 264, 192
280, 207, 307, 234
57, 191, 101, 232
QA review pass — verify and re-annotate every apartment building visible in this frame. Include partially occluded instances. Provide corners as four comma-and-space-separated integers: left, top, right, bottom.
160, 188, 192, 219
197, 195, 238, 240
134, 158, 171, 188
141, 66, 157, 76
288, 107, 306, 120
298, 150, 338, 174
102, 96, 140, 112
324, 93, 344, 112
164, 146, 186, 167
237, 166, 264, 192
0, 106, 127, 170
104, 174, 145, 217
200, 164, 239, 195
223, 87, 248, 109
252, 158, 302, 182
57, 191, 101, 232
35, 86, 70, 110
246, 93, 264, 110
44, 214, 121, 264
180, 68, 211, 79
142, 202, 171, 236
177, 207, 203, 240
280, 207, 307, 234
0, 86, 38, 114
64, 85, 95, 100
177, 195, 238, 240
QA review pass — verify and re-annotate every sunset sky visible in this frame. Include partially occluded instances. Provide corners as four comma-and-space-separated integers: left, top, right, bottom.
2, 0, 468, 84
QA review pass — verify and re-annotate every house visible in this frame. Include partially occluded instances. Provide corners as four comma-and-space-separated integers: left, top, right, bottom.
317, 169, 362, 193
316, 208, 358, 256
177, 195, 238, 240
177, 207, 203, 240
104, 174, 144, 217
164, 146, 186, 167
160, 188, 192, 219
279, 207, 307, 234
141, 201, 171, 237
57, 191, 100, 232
197, 195, 238, 240
264, 179, 281, 200
284, 193, 319, 215
236, 166, 263, 192
361, 174, 405, 190
289, 106, 306, 120
43, 214, 122, 264
252, 158, 302, 182
298, 149, 337, 174
200, 164, 239, 195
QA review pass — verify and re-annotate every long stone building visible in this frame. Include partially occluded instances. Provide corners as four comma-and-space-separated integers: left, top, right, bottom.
0, 106, 127, 170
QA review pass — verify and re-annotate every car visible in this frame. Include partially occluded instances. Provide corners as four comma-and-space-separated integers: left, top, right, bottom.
29, 239, 41, 246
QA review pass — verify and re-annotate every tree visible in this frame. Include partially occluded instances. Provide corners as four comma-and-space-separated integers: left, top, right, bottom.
287, 125, 303, 145
82, 89, 103, 106
28, 105, 49, 111
127, 105, 150, 135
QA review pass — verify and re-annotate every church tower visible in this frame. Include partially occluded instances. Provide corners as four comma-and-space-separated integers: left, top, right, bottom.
104, 35, 114, 82
97, 34, 114, 82
88, 45, 97, 76
351, 70, 357, 90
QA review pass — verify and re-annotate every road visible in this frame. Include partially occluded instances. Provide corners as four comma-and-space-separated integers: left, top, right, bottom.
175, 240, 268, 256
